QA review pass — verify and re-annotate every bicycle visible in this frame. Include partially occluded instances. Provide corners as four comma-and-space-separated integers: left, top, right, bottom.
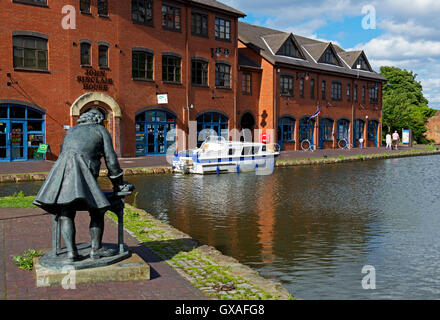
301, 139, 315, 151
337, 138, 350, 149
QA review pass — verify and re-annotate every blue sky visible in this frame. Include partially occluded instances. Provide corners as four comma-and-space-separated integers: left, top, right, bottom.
224, 0, 440, 109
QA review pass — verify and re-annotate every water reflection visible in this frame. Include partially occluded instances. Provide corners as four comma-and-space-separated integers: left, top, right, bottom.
1, 155, 440, 299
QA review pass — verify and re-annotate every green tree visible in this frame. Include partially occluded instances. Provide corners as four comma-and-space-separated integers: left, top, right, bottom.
380, 66, 435, 143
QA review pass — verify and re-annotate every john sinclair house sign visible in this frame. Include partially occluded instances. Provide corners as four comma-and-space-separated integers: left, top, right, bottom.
77, 69, 114, 91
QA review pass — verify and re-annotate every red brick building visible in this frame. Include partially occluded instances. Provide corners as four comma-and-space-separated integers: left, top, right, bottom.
0, 0, 384, 162
237, 22, 386, 151
0, 0, 245, 161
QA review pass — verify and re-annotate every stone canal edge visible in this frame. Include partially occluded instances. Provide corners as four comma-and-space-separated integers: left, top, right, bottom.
107, 204, 293, 300
1, 149, 440, 184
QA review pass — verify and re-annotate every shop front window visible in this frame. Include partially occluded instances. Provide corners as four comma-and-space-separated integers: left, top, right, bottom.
0, 104, 45, 161
135, 110, 176, 156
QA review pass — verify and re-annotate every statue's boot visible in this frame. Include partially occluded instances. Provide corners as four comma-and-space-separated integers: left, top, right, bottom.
90, 246, 118, 260
89, 220, 117, 260
67, 249, 79, 262
60, 215, 79, 262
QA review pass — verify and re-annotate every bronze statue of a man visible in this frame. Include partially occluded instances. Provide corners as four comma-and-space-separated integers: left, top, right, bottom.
33, 109, 131, 262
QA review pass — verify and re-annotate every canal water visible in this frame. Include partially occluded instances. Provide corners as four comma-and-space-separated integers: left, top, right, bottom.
2, 155, 440, 299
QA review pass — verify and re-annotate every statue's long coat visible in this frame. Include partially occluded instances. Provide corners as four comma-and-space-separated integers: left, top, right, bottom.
33, 123, 123, 214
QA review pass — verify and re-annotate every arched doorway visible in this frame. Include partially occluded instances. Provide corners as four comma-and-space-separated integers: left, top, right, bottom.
337, 119, 350, 145
278, 116, 295, 150
368, 119, 379, 147
353, 119, 365, 148
196, 112, 229, 147
299, 117, 315, 149
0, 103, 45, 161
319, 117, 334, 149
135, 110, 176, 156
240, 112, 256, 142
70, 92, 122, 156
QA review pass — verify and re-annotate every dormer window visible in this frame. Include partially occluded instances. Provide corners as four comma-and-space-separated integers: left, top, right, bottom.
324, 51, 332, 63
319, 47, 339, 65
355, 56, 370, 71
277, 39, 302, 59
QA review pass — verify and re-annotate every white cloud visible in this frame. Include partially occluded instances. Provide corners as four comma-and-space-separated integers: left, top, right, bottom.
375, 0, 440, 18
379, 19, 437, 39
352, 36, 440, 60
422, 78, 440, 90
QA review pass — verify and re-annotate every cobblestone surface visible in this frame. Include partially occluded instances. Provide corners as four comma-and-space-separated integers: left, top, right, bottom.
0, 208, 207, 300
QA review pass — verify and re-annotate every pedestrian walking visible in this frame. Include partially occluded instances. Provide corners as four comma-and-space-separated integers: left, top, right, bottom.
386, 132, 392, 149
359, 138, 364, 149
392, 130, 400, 150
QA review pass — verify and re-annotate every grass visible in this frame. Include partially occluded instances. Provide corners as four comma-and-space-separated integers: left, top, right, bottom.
12, 249, 43, 271
107, 206, 292, 300
0, 191, 36, 208
132, 192, 139, 208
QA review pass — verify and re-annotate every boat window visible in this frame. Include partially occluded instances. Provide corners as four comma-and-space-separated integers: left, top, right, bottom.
253, 146, 260, 154
262, 145, 266, 152
228, 148, 234, 156
242, 146, 252, 155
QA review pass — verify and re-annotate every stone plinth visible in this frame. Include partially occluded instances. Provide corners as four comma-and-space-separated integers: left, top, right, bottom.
38, 243, 131, 271
34, 253, 150, 288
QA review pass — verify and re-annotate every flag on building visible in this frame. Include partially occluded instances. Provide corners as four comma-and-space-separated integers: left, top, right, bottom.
310, 107, 321, 119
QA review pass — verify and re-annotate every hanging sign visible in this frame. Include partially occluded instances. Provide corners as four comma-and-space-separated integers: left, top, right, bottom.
37, 144, 49, 154
157, 94, 168, 104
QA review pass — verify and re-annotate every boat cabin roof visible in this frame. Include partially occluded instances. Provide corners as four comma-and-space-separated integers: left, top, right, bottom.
200, 136, 266, 150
